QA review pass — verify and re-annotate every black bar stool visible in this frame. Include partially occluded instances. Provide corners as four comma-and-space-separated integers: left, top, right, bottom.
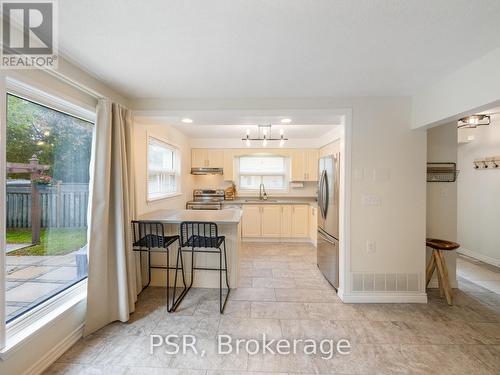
172, 221, 230, 313
131, 221, 188, 312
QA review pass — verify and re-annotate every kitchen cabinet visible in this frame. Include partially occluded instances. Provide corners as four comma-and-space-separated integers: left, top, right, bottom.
309, 206, 318, 246
291, 149, 319, 181
191, 149, 224, 168
291, 150, 306, 182
242, 205, 261, 237
192, 149, 207, 168
223, 150, 234, 181
280, 205, 292, 237
306, 149, 319, 181
241, 203, 310, 239
291, 205, 309, 237
261, 205, 282, 237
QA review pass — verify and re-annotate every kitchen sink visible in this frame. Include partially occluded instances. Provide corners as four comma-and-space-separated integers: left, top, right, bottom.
244, 199, 279, 203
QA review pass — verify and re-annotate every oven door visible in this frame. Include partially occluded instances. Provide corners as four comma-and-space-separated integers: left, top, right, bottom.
186, 203, 221, 210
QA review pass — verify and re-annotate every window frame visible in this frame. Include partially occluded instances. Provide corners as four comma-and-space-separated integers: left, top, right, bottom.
236, 155, 290, 193
146, 135, 181, 202
0, 77, 95, 352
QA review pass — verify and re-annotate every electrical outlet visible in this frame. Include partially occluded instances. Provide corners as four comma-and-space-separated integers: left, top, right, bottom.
366, 240, 376, 254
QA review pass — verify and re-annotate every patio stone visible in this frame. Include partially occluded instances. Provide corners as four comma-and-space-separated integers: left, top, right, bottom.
7, 265, 53, 280
40, 254, 78, 266
6, 282, 62, 303
6, 255, 45, 265
6, 243, 32, 253
38, 266, 79, 281
6, 281, 21, 290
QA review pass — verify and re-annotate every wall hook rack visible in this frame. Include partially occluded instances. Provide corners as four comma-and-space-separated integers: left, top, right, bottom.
473, 156, 500, 170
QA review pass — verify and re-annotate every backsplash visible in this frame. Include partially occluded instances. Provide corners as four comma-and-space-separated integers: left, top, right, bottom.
192, 175, 318, 197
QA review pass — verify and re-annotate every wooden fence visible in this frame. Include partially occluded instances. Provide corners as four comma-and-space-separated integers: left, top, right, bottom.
6, 182, 89, 228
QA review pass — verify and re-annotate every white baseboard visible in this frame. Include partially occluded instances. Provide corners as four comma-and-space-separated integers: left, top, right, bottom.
458, 247, 500, 267
23, 324, 84, 375
339, 292, 428, 303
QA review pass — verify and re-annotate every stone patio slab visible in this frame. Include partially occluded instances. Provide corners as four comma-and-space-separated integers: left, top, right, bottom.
6, 243, 32, 253
37, 266, 78, 281
7, 265, 53, 280
6, 282, 62, 303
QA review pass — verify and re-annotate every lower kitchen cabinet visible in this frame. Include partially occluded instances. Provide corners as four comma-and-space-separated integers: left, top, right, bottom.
309, 206, 318, 245
241, 203, 311, 240
261, 205, 282, 237
242, 205, 261, 237
280, 205, 293, 237
291, 205, 309, 237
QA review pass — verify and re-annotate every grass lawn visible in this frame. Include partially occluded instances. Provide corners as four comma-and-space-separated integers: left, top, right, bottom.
7, 228, 87, 256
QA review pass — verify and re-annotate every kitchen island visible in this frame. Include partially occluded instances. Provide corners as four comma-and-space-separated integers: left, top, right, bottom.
137, 208, 242, 288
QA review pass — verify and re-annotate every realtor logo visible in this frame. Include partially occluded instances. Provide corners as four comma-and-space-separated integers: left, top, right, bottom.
1, 0, 58, 68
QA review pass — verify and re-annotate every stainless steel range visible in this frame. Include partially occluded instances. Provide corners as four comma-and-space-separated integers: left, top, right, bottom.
186, 189, 225, 210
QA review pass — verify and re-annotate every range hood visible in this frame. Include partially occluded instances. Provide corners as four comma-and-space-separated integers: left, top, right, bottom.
191, 167, 224, 175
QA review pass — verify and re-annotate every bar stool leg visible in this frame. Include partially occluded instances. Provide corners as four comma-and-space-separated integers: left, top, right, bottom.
434, 250, 453, 305
219, 240, 230, 313
171, 246, 190, 312
166, 247, 170, 311
426, 251, 436, 287
146, 251, 152, 289
435, 252, 445, 297
437, 250, 453, 305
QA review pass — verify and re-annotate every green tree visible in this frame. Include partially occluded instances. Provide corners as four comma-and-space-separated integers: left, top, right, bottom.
6, 95, 93, 183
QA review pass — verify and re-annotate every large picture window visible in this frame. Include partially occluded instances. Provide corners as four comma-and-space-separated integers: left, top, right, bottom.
147, 137, 180, 200
237, 155, 288, 191
4, 94, 94, 323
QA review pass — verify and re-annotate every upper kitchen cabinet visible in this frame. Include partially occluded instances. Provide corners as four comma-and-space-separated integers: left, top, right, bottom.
291, 149, 319, 181
223, 150, 234, 181
191, 149, 224, 168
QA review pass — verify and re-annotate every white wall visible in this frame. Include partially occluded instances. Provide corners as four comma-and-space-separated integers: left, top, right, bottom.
457, 115, 500, 265
412, 46, 500, 129
347, 98, 426, 302
132, 97, 428, 302
426, 123, 458, 287
133, 121, 193, 216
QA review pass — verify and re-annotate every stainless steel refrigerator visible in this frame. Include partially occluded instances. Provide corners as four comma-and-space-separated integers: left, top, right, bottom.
317, 153, 340, 289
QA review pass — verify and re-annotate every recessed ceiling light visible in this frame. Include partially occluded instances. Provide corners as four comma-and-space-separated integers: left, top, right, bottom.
181, 118, 193, 124
281, 118, 292, 124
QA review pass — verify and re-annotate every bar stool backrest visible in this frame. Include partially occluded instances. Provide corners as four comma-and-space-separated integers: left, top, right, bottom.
180, 221, 219, 248
131, 221, 166, 249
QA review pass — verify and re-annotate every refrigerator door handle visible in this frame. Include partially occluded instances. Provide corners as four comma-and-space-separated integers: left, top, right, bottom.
318, 175, 323, 216
322, 170, 329, 219
318, 228, 336, 243
319, 170, 327, 219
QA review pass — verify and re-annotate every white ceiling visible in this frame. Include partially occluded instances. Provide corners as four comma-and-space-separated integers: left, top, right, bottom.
134, 110, 343, 138
59, 0, 500, 100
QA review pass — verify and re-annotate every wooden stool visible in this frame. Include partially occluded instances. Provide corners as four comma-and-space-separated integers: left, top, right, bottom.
425, 238, 460, 305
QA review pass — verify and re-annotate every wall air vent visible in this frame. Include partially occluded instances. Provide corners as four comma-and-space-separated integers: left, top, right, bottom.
352, 273, 420, 293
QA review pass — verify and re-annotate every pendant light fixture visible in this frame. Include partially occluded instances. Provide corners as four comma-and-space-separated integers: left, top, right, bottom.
242, 124, 288, 147
457, 115, 490, 128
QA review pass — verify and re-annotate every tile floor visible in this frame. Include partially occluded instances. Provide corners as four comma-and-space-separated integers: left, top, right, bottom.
45, 243, 500, 374
457, 254, 500, 294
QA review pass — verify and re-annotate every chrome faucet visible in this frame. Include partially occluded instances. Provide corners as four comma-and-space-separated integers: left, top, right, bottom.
259, 183, 268, 200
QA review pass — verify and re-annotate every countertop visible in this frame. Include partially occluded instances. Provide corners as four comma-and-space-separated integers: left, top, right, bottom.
138, 208, 242, 224
222, 197, 318, 207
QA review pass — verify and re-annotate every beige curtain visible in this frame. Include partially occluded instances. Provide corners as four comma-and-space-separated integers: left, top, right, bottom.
84, 99, 140, 336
